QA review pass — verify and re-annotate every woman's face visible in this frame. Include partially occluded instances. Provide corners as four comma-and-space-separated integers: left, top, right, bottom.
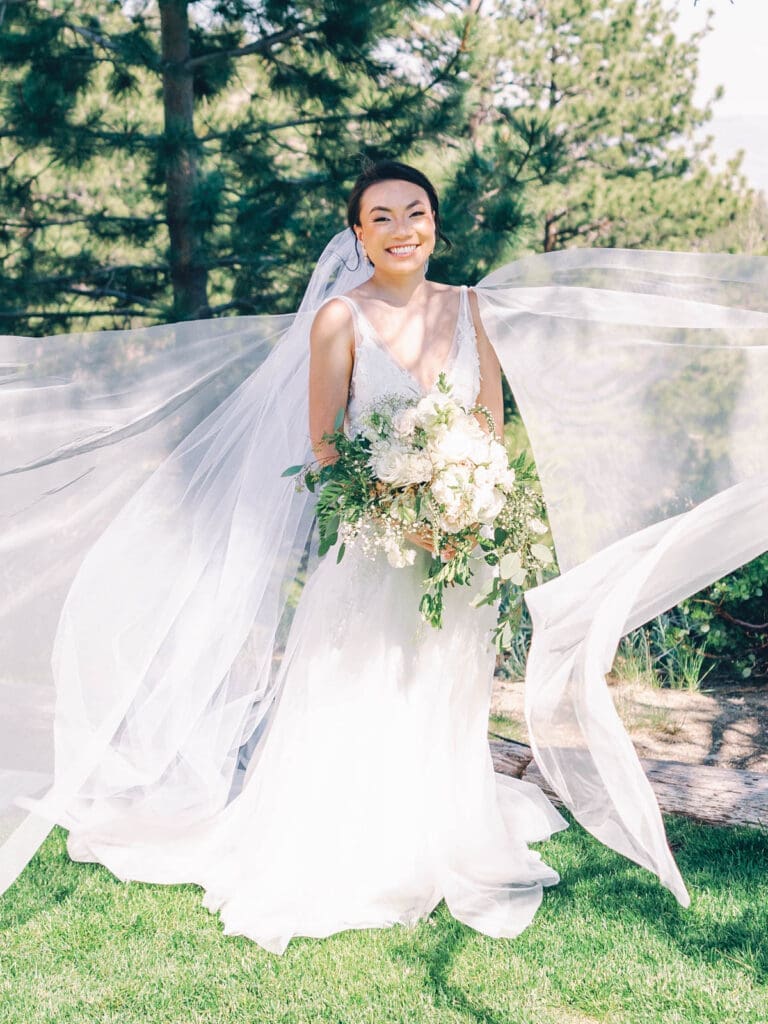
354, 179, 436, 273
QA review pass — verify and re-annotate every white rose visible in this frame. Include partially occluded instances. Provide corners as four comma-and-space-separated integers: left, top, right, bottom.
370, 444, 432, 488
370, 444, 409, 485
393, 406, 420, 437
437, 510, 470, 534
401, 452, 433, 485
471, 485, 505, 524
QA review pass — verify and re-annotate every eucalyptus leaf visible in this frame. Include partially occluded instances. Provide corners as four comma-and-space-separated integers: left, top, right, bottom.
500, 620, 514, 649
498, 551, 522, 580
469, 576, 497, 608
531, 543, 553, 564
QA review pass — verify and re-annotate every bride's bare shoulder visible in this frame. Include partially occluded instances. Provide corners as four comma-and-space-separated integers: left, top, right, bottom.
428, 282, 461, 298
428, 282, 466, 311
310, 296, 354, 343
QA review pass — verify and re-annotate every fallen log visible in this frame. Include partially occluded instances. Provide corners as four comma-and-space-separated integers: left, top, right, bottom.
489, 737, 768, 829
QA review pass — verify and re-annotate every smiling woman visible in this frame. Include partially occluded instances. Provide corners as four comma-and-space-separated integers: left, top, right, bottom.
312, 160, 505, 553
2, 160, 768, 960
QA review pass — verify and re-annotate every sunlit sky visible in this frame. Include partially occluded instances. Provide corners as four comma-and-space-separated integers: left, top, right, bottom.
668, 1, 767, 115
666, 1, 768, 192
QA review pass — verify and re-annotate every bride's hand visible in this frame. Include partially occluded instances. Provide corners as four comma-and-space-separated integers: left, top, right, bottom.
404, 526, 437, 554
404, 527, 476, 561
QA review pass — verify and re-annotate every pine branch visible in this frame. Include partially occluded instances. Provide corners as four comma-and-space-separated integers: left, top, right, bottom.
0, 306, 163, 320
183, 25, 310, 70
66, 283, 158, 303
16, 264, 170, 287
61, 19, 161, 72
0, 216, 164, 229
199, 112, 352, 142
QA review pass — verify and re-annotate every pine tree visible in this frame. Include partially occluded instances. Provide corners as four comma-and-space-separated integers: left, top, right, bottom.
0, 0, 469, 332
436, 0, 749, 259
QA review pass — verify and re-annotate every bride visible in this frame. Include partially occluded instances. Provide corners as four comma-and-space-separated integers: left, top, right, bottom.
1, 159, 767, 956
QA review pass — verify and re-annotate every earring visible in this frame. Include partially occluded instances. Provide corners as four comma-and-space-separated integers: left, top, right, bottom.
357, 237, 373, 266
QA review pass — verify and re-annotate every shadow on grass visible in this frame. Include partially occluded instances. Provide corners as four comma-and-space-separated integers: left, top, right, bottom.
386, 813, 768, 1024
389, 910, 516, 1024
554, 812, 768, 983
0, 827, 96, 931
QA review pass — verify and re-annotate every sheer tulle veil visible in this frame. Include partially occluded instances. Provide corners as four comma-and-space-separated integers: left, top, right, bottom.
2, 228, 768, 909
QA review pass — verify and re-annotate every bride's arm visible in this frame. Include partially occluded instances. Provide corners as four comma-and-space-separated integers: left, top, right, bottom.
309, 299, 355, 466
467, 287, 504, 439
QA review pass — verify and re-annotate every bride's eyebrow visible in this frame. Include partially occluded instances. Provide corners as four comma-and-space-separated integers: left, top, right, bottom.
369, 200, 425, 214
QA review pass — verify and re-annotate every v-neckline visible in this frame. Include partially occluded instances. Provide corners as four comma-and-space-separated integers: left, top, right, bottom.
346, 287, 465, 396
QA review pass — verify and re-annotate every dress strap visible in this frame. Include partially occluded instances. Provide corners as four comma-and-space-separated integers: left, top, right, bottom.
458, 284, 470, 341
330, 294, 364, 349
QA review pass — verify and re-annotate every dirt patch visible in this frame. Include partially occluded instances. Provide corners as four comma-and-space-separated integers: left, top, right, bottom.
490, 675, 768, 773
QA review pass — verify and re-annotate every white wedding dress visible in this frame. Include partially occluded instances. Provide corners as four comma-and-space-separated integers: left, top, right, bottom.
128, 285, 567, 955
4, 234, 767, 950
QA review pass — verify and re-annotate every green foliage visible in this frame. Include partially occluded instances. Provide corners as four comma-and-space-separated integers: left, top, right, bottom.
677, 554, 768, 682
441, 0, 749, 257
1, 0, 754, 333
0, 0, 470, 330
616, 555, 768, 690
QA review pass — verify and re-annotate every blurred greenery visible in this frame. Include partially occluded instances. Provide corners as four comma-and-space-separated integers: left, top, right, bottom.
0, 0, 762, 334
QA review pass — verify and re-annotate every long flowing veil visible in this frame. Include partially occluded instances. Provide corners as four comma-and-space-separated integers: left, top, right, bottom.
1, 232, 767, 909
476, 250, 768, 904
0, 230, 371, 889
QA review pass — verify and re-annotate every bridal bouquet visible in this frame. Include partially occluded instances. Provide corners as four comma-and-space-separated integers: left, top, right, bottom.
282, 375, 553, 652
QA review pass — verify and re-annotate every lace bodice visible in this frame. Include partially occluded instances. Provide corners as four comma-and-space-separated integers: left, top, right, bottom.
334, 285, 481, 436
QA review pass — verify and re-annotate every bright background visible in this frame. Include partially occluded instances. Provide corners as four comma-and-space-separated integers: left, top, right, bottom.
668, 0, 768, 193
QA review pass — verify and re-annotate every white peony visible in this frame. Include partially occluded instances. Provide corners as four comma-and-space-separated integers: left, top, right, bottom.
498, 467, 517, 490
473, 465, 495, 490
428, 420, 486, 467
486, 438, 510, 474
431, 463, 473, 508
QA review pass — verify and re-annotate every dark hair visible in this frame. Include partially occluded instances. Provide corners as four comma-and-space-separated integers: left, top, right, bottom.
346, 159, 452, 253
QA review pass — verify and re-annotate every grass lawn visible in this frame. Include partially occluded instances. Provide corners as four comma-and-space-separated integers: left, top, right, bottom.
1, 815, 766, 1024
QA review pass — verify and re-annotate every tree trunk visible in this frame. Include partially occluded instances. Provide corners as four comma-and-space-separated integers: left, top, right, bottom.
489, 738, 768, 829
159, 0, 209, 320
543, 211, 559, 252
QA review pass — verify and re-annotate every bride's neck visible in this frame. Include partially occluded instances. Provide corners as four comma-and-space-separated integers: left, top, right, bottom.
365, 269, 429, 308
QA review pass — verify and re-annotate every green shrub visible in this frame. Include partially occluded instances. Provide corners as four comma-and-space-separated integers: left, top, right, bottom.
675, 552, 768, 682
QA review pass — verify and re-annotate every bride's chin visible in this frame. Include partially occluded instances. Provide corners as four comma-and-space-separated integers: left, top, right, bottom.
380, 253, 429, 274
